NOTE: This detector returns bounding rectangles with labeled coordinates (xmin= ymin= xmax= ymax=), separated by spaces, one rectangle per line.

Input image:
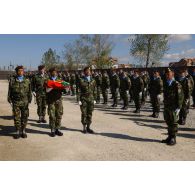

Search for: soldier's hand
xmin=78 ymin=101 xmax=82 ymax=106
xmin=94 ymin=100 xmax=96 ymax=105
xmin=126 ymin=90 xmax=129 ymax=94
xmin=32 ymin=92 xmax=36 ymax=97
xmin=144 ymin=88 xmax=147 ymax=92
xmin=157 ymin=94 xmax=162 ymax=101
xmin=116 ymin=88 xmax=119 ymax=94
xmin=139 ymin=92 xmax=142 ymax=98
xmin=185 ymin=99 xmax=189 ymax=105
xmin=175 ymin=108 xmax=180 ymax=116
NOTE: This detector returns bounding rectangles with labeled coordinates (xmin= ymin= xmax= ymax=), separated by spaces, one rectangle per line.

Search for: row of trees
xmin=41 ymin=34 xmax=170 ymax=70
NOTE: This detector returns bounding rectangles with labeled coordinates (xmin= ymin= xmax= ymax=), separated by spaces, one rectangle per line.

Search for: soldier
xmin=177 ymin=69 xmax=191 ymax=125
xmin=192 ymin=67 xmax=195 ymax=108
xmin=94 ymin=71 xmax=102 ymax=104
xmin=101 ymin=71 xmax=110 ymax=104
xmin=120 ymin=71 xmax=131 ymax=110
xmin=8 ymin=66 xmax=32 ymax=139
xmin=162 ymin=68 xmax=183 ymax=146
xmin=141 ymin=71 xmax=150 ymax=106
xmin=110 ymin=68 xmax=120 ymax=107
xmin=78 ymin=66 xmax=97 ymax=134
xmin=131 ymin=69 xmax=144 ymax=113
xmin=148 ymin=70 xmax=163 ymax=118
xmin=70 ymin=72 xmax=76 ymax=96
xmin=75 ymin=71 xmax=81 ymax=102
xmin=46 ymin=67 xmax=64 ymax=137
xmin=32 ymin=65 xmax=48 ymax=123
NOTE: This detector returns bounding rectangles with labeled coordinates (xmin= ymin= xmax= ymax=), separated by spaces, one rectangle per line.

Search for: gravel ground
xmin=0 ymin=80 xmax=195 ymax=160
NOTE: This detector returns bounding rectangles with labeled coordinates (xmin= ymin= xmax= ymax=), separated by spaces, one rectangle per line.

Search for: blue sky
xmin=0 ymin=34 xmax=195 ymax=70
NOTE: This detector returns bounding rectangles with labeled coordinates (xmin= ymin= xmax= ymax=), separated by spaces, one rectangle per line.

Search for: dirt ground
xmin=0 ymin=80 xmax=194 ymax=161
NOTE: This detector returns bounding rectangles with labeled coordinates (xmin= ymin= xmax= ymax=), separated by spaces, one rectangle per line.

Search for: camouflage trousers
xmin=12 ymin=103 xmax=29 ymax=132
xmin=142 ymin=89 xmax=148 ymax=104
xmin=96 ymin=86 xmax=101 ymax=102
xmin=70 ymin=85 xmax=76 ymax=96
xmin=133 ymin=92 xmax=142 ymax=110
xmin=80 ymin=99 xmax=94 ymax=125
xmin=164 ymin=107 xmax=178 ymax=137
xmin=112 ymin=89 xmax=118 ymax=105
xmin=36 ymin=94 xmax=47 ymax=117
xmin=102 ymin=88 xmax=108 ymax=103
xmin=48 ymin=99 xmax=63 ymax=130
xmin=121 ymin=91 xmax=129 ymax=107
xmin=150 ymin=94 xmax=160 ymax=113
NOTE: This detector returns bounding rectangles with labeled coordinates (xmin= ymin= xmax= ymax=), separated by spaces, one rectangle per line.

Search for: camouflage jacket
xmin=141 ymin=74 xmax=150 ymax=89
xmin=110 ymin=74 xmax=120 ymax=89
xmin=8 ymin=76 xmax=32 ymax=105
xmin=32 ymin=73 xmax=48 ymax=96
xmin=186 ymin=74 xmax=194 ymax=94
xmin=70 ymin=74 xmax=76 ymax=86
xmin=177 ymin=77 xmax=191 ymax=100
xmin=120 ymin=76 xmax=131 ymax=91
xmin=78 ymin=76 xmax=97 ymax=102
xmin=163 ymin=79 xmax=184 ymax=110
xmin=95 ymin=74 xmax=102 ymax=87
xmin=46 ymin=76 xmax=63 ymax=104
xmin=101 ymin=74 xmax=110 ymax=90
xmin=131 ymin=76 xmax=144 ymax=94
xmin=148 ymin=76 xmax=163 ymax=95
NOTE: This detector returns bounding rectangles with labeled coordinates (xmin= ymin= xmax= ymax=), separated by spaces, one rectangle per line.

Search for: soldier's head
xmin=153 ymin=70 xmax=160 ymax=78
xmin=165 ymin=68 xmax=174 ymax=80
xmin=15 ymin=66 xmax=24 ymax=76
xmin=83 ymin=66 xmax=91 ymax=76
xmin=134 ymin=69 xmax=139 ymax=77
xmin=192 ymin=67 xmax=195 ymax=73
xmin=38 ymin=65 xmax=45 ymax=74
xmin=179 ymin=69 xmax=186 ymax=78
xmin=49 ymin=67 xmax=58 ymax=77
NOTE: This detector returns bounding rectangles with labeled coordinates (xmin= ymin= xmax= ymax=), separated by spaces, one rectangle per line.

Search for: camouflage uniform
xmin=101 ymin=72 xmax=110 ymax=104
xmin=141 ymin=73 xmax=150 ymax=105
xmin=70 ymin=73 xmax=76 ymax=96
xmin=163 ymin=79 xmax=183 ymax=139
xmin=32 ymin=73 xmax=48 ymax=120
xmin=46 ymin=76 xmax=64 ymax=131
xmin=94 ymin=73 xmax=102 ymax=103
xmin=75 ymin=73 xmax=80 ymax=102
xmin=8 ymin=76 xmax=32 ymax=135
xmin=148 ymin=76 xmax=163 ymax=117
xmin=110 ymin=73 xmax=120 ymax=107
xmin=192 ymin=72 xmax=195 ymax=107
xmin=78 ymin=76 xmax=97 ymax=126
xmin=177 ymin=76 xmax=191 ymax=125
xmin=131 ymin=76 xmax=144 ymax=112
xmin=120 ymin=74 xmax=131 ymax=109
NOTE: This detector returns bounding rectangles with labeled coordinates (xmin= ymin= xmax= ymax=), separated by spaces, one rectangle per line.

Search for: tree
xmin=41 ymin=48 xmax=60 ymax=69
xmin=129 ymin=34 xmax=169 ymax=68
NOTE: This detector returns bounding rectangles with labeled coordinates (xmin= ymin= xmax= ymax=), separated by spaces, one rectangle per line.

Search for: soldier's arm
xmin=140 ymin=78 xmax=144 ymax=92
xmin=176 ymin=82 xmax=183 ymax=109
xmin=7 ymin=80 xmax=12 ymax=103
xmin=93 ymin=80 xmax=97 ymax=100
xmin=28 ymin=80 xmax=32 ymax=103
xmin=77 ymin=78 xmax=81 ymax=102
xmin=117 ymin=76 xmax=120 ymax=88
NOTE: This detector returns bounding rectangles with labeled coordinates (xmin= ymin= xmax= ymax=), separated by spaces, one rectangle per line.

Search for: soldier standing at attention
xmin=141 ymin=71 xmax=150 ymax=106
xmin=192 ymin=67 xmax=195 ymax=108
xmin=131 ymin=69 xmax=144 ymax=113
xmin=78 ymin=67 xmax=97 ymax=134
xmin=177 ymin=69 xmax=191 ymax=125
xmin=162 ymin=68 xmax=183 ymax=146
xmin=32 ymin=65 xmax=48 ymax=123
xmin=110 ymin=68 xmax=120 ymax=107
xmin=8 ymin=66 xmax=32 ymax=139
xmin=94 ymin=71 xmax=102 ymax=104
xmin=120 ymin=71 xmax=131 ymax=110
xmin=46 ymin=67 xmax=64 ymax=137
xmin=70 ymin=72 xmax=76 ymax=96
xmin=148 ymin=70 xmax=163 ymax=118
xmin=101 ymin=71 xmax=110 ymax=104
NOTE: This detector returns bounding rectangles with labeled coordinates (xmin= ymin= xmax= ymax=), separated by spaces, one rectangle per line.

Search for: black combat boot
xmin=37 ymin=116 xmax=42 ymax=123
xmin=55 ymin=129 xmax=63 ymax=136
xmin=87 ymin=124 xmax=94 ymax=134
xmin=133 ymin=109 xmax=140 ymax=113
xmin=21 ymin=128 xmax=27 ymax=139
xmin=161 ymin=135 xmax=171 ymax=143
xmin=167 ymin=136 xmax=176 ymax=146
xmin=150 ymin=113 xmax=155 ymax=117
xmin=50 ymin=129 xmax=56 ymax=137
xmin=82 ymin=124 xmax=87 ymax=134
xmin=154 ymin=112 xmax=159 ymax=118
xmin=42 ymin=116 xmax=47 ymax=123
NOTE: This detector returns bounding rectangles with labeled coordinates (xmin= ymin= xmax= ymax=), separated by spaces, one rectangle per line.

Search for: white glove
xmin=126 ymin=90 xmax=129 ymax=94
xmin=157 ymin=94 xmax=162 ymax=101
xmin=185 ymin=99 xmax=189 ymax=105
xmin=32 ymin=92 xmax=36 ymax=97
xmin=144 ymin=88 xmax=147 ymax=92
xmin=78 ymin=101 xmax=82 ymax=106
xmin=139 ymin=92 xmax=142 ymax=98
xmin=94 ymin=100 xmax=96 ymax=105
xmin=116 ymin=88 xmax=119 ymax=94
xmin=175 ymin=108 xmax=180 ymax=116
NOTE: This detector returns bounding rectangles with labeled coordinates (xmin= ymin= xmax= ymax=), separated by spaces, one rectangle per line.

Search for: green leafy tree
xmin=129 ymin=34 xmax=169 ymax=68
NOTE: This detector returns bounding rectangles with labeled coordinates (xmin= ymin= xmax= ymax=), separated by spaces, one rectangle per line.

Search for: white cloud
xmin=169 ymin=34 xmax=192 ymax=42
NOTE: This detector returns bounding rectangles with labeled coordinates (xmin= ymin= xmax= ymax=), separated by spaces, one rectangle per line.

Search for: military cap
xmin=15 ymin=65 xmax=24 ymax=72
xmin=165 ymin=68 xmax=173 ymax=74
xmin=134 ymin=69 xmax=140 ymax=73
xmin=83 ymin=66 xmax=91 ymax=72
xmin=38 ymin=65 xmax=45 ymax=70
xmin=49 ymin=67 xmax=57 ymax=73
